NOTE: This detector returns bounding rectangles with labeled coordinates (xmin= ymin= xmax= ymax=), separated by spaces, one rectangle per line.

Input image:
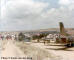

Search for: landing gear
xmin=66 ymin=43 xmax=74 ymax=47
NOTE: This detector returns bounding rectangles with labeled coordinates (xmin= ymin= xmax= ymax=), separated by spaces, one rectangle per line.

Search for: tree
xmin=18 ymin=32 xmax=25 ymax=41
xmin=32 ymin=33 xmax=48 ymax=42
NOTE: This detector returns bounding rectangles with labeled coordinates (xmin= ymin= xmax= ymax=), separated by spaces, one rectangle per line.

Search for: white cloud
xmin=1 ymin=0 xmax=48 ymax=31
xmin=59 ymin=0 xmax=74 ymax=11
xmin=68 ymin=4 xmax=74 ymax=11
xmin=59 ymin=0 xmax=74 ymax=5
xmin=1 ymin=0 xmax=48 ymax=17
xmin=41 ymin=6 xmax=74 ymax=28
xmin=0 ymin=0 xmax=74 ymax=31
xmin=59 ymin=0 xmax=70 ymax=5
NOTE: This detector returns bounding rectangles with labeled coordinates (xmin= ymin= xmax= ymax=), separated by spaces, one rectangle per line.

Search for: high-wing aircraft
xmin=59 ymin=22 xmax=74 ymax=47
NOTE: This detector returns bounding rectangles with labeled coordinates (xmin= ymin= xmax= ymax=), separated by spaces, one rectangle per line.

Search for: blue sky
xmin=0 ymin=0 xmax=74 ymax=31
xmin=34 ymin=0 xmax=60 ymax=8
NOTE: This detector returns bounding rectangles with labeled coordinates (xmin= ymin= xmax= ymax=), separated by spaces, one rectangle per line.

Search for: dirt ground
xmin=0 ymin=40 xmax=74 ymax=60
xmin=15 ymin=41 xmax=74 ymax=60
xmin=0 ymin=40 xmax=31 ymax=60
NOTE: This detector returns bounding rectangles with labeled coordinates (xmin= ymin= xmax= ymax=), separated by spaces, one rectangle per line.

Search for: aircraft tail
xmin=59 ymin=22 xmax=67 ymax=35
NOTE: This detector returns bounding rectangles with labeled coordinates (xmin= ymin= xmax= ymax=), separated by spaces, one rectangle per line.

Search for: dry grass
xmin=15 ymin=41 xmax=61 ymax=60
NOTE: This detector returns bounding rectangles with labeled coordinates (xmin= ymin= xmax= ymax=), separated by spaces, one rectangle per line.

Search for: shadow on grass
xmin=46 ymin=44 xmax=65 ymax=46
xmin=46 ymin=47 xmax=74 ymax=51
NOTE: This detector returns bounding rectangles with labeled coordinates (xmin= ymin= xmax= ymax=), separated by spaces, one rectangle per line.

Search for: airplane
xmin=59 ymin=22 xmax=74 ymax=47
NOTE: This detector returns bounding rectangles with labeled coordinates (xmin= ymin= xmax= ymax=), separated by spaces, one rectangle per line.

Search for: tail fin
xmin=59 ymin=22 xmax=66 ymax=35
